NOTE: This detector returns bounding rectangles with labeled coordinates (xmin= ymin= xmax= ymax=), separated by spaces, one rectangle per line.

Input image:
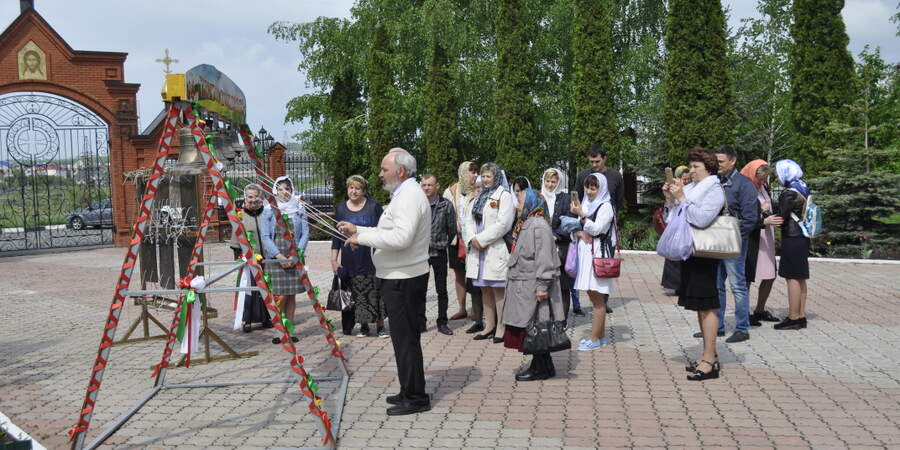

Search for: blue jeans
xmin=717 ymin=239 xmax=750 ymax=333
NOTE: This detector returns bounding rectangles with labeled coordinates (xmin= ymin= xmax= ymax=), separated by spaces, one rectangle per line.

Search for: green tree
xmin=423 ymin=42 xmax=460 ymax=186
xmin=571 ymin=0 xmax=618 ymax=168
xmin=662 ymin=0 xmax=736 ymax=163
xmin=367 ymin=24 xmax=395 ymax=201
xmin=269 ymin=17 xmax=369 ymax=206
xmin=494 ymin=0 xmax=538 ymax=179
xmin=788 ymin=0 xmax=856 ymax=174
xmin=732 ymin=0 xmax=792 ymax=164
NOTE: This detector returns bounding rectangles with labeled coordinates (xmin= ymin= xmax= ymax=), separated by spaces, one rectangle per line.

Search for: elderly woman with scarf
xmin=260 ymin=176 xmax=309 ymax=344
xmin=773 ymin=159 xmax=810 ymax=330
xmin=502 ymin=188 xmax=565 ymax=381
xmin=740 ymin=160 xmax=783 ymax=326
xmin=444 ymin=161 xmax=484 ymax=332
xmin=230 ymin=183 xmax=274 ymax=333
xmin=463 ymin=162 xmax=515 ymax=343
xmin=570 ymin=173 xmax=616 ymax=351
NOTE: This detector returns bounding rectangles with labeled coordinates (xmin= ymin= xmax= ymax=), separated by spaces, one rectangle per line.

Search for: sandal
xmin=687 ymin=360 xmax=720 ymax=381
xmin=685 ymin=354 xmax=717 ymax=372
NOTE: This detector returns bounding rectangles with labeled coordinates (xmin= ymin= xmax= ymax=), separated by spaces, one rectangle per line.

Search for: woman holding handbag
xmin=501 ymin=188 xmax=566 ymax=381
xmin=571 ymin=173 xmax=616 ymax=351
xmin=663 ymin=147 xmax=725 ymax=381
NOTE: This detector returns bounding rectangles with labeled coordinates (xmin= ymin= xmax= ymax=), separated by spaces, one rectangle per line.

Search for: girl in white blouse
xmin=571 ymin=173 xmax=616 ymax=351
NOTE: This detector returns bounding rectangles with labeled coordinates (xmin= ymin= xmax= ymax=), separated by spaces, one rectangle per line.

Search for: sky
xmin=1 ymin=1 xmax=897 ymax=144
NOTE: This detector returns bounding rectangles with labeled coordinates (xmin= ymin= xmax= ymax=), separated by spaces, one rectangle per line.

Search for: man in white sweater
xmin=338 ymin=148 xmax=432 ymax=415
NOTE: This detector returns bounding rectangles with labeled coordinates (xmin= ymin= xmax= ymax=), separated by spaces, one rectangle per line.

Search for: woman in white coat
xmin=463 ymin=162 xmax=515 ymax=343
xmin=571 ymin=173 xmax=616 ymax=351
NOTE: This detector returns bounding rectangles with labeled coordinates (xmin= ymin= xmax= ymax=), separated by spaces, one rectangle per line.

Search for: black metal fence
xmin=224 ymin=151 xmax=333 ymax=212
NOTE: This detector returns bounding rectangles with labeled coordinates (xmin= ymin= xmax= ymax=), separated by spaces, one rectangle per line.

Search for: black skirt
xmin=778 ymin=237 xmax=810 ymax=280
xmin=448 ymin=242 xmax=466 ymax=270
xmin=661 ymin=259 xmax=681 ymax=290
xmin=677 ymin=256 xmax=720 ymax=311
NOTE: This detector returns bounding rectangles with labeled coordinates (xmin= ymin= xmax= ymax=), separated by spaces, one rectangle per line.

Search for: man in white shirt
xmin=338 ymin=148 xmax=432 ymax=415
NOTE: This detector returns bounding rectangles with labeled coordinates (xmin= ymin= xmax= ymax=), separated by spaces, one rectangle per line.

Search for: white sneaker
xmin=577 ymin=337 xmax=610 ymax=351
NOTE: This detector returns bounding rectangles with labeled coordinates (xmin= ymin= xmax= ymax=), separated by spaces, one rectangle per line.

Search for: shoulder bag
xmin=522 ymin=300 xmax=571 ymax=354
xmin=326 ymin=275 xmax=354 ymax=311
xmin=591 ymin=214 xmax=622 ymax=278
xmin=689 ymin=185 xmax=742 ymax=259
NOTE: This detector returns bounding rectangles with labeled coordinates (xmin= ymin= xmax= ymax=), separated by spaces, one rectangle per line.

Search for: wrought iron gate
xmin=0 ymin=91 xmax=113 ymax=253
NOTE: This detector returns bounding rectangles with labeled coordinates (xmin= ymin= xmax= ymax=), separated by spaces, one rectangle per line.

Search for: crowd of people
xmin=229 ymin=143 xmax=813 ymax=413
xmin=661 ymin=147 xmax=812 ymax=381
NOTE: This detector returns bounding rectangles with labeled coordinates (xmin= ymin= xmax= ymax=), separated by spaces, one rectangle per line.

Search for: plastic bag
xmin=656 ymin=203 xmax=693 ymax=261
xmin=564 ymin=241 xmax=578 ymax=278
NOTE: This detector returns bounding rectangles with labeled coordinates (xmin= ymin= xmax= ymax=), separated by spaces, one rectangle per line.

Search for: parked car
xmin=300 ymin=185 xmax=334 ymax=210
xmin=67 ymin=198 xmax=112 ymax=230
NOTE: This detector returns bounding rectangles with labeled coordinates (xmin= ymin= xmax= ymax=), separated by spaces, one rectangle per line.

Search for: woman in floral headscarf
xmin=501 ymin=188 xmax=565 ymax=381
xmin=740 ymin=160 xmax=783 ymax=326
xmin=462 ymin=162 xmax=515 ymax=343
xmin=773 ymin=159 xmax=810 ymax=330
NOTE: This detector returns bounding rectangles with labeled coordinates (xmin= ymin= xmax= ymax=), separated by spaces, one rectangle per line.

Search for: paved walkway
xmin=1 ymin=242 xmax=899 ymax=449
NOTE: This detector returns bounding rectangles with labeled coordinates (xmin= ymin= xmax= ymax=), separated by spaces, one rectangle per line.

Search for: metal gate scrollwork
xmin=0 ymin=91 xmax=113 ymax=253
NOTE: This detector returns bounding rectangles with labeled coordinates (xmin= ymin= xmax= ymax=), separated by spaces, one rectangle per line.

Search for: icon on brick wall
xmin=18 ymin=40 xmax=47 ymax=80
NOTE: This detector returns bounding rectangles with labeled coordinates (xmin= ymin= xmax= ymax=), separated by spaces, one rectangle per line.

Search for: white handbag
xmin=690 ymin=186 xmax=742 ymax=259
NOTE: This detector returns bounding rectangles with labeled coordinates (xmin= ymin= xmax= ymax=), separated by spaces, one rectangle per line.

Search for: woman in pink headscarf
xmin=740 ymin=160 xmax=783 ymax=326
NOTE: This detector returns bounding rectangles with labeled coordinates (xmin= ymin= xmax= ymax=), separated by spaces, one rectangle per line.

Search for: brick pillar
xmin=267 ymin=143 xmax=286 ymax=179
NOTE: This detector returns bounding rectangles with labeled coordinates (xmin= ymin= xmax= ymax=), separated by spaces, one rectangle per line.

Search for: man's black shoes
xmin=386 ymin=402 xmax=431 ymax=415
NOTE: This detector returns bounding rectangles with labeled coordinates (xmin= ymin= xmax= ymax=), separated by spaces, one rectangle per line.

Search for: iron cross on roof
xmin=155 ymin=48 xmax=179 ymax=74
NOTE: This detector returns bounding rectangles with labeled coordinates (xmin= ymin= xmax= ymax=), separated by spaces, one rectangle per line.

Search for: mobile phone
xmin=570 ymin=191 xmax=579 ymax=202
xmin=665 ymin=167 xmax=675 ymax=184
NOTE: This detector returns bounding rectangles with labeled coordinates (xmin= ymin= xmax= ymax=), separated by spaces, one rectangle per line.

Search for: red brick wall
xmin=0 ymin=10 xmax=140 ymax=246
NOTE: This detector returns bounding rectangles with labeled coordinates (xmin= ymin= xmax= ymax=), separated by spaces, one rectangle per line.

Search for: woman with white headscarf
xmin=261 ymin=176 xmax=310 ymax=344
xmin=462 ymin=162 xmax=515 ymax=343
xmin=570 ymin=173 xmax=616 ymax=351
xmin=543 ymin=167 xmax=581 ymax=318
xmin=773 ymin=159 xmax=810 ymax=330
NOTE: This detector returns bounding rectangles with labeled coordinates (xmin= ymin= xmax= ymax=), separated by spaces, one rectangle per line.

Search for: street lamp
xmin=253 ymin=126 xmax=276 ymax=156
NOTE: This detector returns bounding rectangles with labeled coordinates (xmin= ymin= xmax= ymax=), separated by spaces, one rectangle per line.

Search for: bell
xmin=170 ymin=127 xmax=204 ymax=175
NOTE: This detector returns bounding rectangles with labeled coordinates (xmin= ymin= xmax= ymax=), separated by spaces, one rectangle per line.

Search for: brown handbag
xmin=591 ymin=215 xmax=622 ymax=278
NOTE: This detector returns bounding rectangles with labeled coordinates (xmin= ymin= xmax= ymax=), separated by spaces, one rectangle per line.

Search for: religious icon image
xmin=18 ymin=40 xmax=47 ymax=80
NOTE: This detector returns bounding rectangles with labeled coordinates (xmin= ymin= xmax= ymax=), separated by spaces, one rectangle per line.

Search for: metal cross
xmin=155 ymin=48 xmax=179 ymax=74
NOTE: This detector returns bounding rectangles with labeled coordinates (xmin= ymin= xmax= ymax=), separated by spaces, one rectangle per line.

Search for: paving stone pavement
xmin=1 ymin=241 xmax=899 ymax=449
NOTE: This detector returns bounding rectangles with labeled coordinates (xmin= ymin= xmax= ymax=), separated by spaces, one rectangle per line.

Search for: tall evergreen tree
xmin=662 ymin=0 xmax=736 ymax=163
xmin=571 ymin=0 xmax=618 ymax=166
xmin=789 ymin=0 xmax=856 ymax=174
xmin=367 ymin=24 xmax=394 ymax=200
xmin=494 ymin=0 xmax=538 ymax=179
xmin=424 ymin=43 xmax=459 ymax=187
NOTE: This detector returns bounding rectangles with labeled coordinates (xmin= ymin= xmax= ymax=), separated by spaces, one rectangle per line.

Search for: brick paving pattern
xmin=1 ymin=242 xmax=899 ymax=449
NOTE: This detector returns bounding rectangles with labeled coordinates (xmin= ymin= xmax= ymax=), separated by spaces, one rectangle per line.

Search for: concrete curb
xmin=615 ymin=249 xmax=900 ymax=265
xmin=309 ymin=242 xmax=900 ymax=265
xmin=0 ymin=411 xmax=46 ymax=450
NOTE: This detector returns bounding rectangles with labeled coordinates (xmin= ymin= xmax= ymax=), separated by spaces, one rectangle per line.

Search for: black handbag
xmin=522 ymin=301 xmax=571 ymax=354
xmin=326 ymin=275 xmax=353 ymax=311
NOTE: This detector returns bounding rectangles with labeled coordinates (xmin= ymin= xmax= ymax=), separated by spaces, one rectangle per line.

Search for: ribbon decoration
xmin=176 ymin=276 xmax=206 ymax=368
xmin=175 ymin=277 xmax=197 ymax=342
xmin=281 ymin=316 xmax=295 ymax=335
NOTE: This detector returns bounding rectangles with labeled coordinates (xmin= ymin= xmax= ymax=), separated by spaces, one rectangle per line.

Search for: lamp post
xmin=252 ymin=126 xmax=275 ymax=172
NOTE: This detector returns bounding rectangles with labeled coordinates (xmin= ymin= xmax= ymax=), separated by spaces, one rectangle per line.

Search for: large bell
xmin=170 ymin=127 xmax=204 ymax=175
